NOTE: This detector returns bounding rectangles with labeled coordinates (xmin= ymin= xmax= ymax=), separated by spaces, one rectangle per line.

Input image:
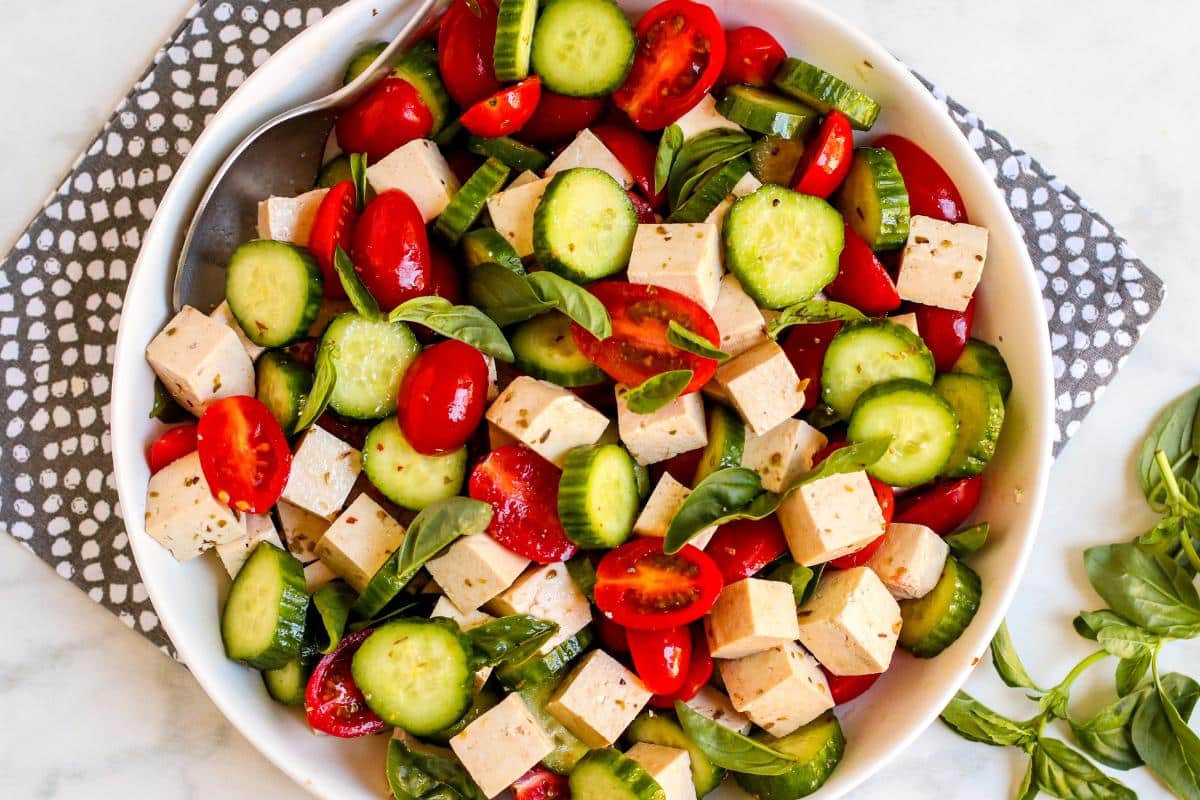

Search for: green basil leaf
xmin=1039 ymin=684 xmax=1073 ymax=722
xmin=334 ymin=246 xmax=383 ymax=321
xmin=946 ymin=522 xmax=990 ymax=558
xmin=387 ymin=737 xmax=484 ymax=800
xmin=675 ymin=701 xmax=795 ymax=775
xmin=1072 ymin=672 xmax=1200 ymax=771
xmin=664 ymin=467 xmax=764 ymax=554
xmin=526 ymin=272 xmax=612 ymax=340
xmin=292 ymin=341 xmax=336 ymax=434
xmin=467 ymin=262 xmax=555 ymax=327
xmin=800 ymin=562 xmax=826 ymax=605
xmin=1132 ymin=672 xmax=1200 ymax=800
xmin=1031 ymin=737 xmax=1136 ymax=800
xmin=349 ymin=152 xmax=369 ymax=212
xmin=939 ymin=691 xmax=1038 ymax=748
xmin=766 ymin=299 xmax=868 ymax=338
xmin=565 ymin=556 xmax=596 ymax=603
xmin=654 ymin=124 xmax=684 ymax=195
xmin=389 ymin=296 xmax=515 ymax=363
xmin=764 ymin=561 xmax=815 ymax=606
xmin=150 ymin=378 xmax=190 ymax=422
xmin=991 ymin=620 xmax=1044 ymax=691
xmin=667 ymin=320 xmax=729 ymax=361
xmin=1017 ymin=756 xmax=1039 ymax=800
xmin=806 ymin=403 xmax=842 ymax=430
xmin=1084 ymin=542 xmax=1200 ymax=637
xmin=311 ymin=580 xmax=356 ymax=654
xmin=1096 ymin=624 xmax=1161 ymax=661
xmin=623 ymin=370 xmax=694 ymax=415
xmin=1073 ymin=610 xmax=1130 ymax=641
xmin=1137 ymin=387 xmax=1200 ymax=502
xmin=465 ymin=614 xmax=559 ymax=669
xmin=1115 ymin=653 xmax=1152 ymax=697
xmin=668 ymin=129 xmax=753 ymax=209
xmin=1138 ymin=515 xmax=1185 ymax=549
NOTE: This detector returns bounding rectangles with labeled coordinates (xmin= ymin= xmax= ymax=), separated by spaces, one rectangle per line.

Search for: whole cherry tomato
xmin=613 ymin=0 xmax=728 ymax=130
xmin=427 ymin=242 xmax=463 ymax=304
xmin=437 ymin=0 xmax=502 ymax=107
xmin=469 ymin=445 xmax=578 ymax=563
xmin=649 ymin=627 xmax=713 ymax=707
xmin=875 ymin=134 xmax=968 ymax=224
xmin=705 ymin=517 xmax=789 ymax=584
xmin=791 ymin=110 xmax=854 ymax=199
xmin=335 ymin=77 xmax=433 ymax=163
xmin=914 ymin=296 xmax=977 ymax=372
xmin=350 ymin=190 xmax=431 ymax=312
xmin=511 ymin=766 xmax=570 ymax=800
xmin=628 ymin=625 xmax=692 ymax=695
xmin=821 ymin=666 xmax=883 ymax=705
xmin=397 ymin=341 xmax=489 ymax=455
xmin=720 ymin=26 xmax=786 ymax=87
xmin=596 ymin=617 xmax=630 ymax=653
xmin=307 ymin=181 xmax=358 ymax=299
xmin=461 ymin=76 xmax=542 ymax=138
xmin=594 ymin=537 xmax=724 ymax=630
xmin=894 ymin=475 xmax=983 ymax=535
xmin=649 ymin=447 xmax=704 ymax=488
xmin=592 ymin=123 xmax=664 ymax=207
xmin=824 ymin=225 xmax=901 ymax=316
xmin=517 ymin=91 xmax=606 ymax=145
xmin=196 ymin=396 xmax=291 ymax=513
xmin=813 ymin=440 xmax=896 ymax=569
xmin=147 ymin=423 xmax=198 ymax=473
xmin=305 ymin=628 xmax=387 ymax=738
xmin=780 ymin=320 xmax=843 ymax=411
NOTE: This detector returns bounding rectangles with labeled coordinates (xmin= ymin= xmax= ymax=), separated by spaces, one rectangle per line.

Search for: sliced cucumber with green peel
xmin=393 ymin=40 xmax=452 ymax=133
xmin=724 ymin=184 xmax=843 ymax=309
xmin=848 ymin=379 xmax=958 ymax=487
xmin=750 ymin=136 xmax=806 ymax=186
xmin=530 ymin=0 xmax=635 ymax=97
xmin=494 ymin=0 xmax=539 ymax=81
xmin=734 ymin=713 xmax=845 ymax=800
xmin=772 ymin=57 xmax=881 ymax=130
xmin=534 ymin=168 xmax=638 ymax=282
xmin=821 ymin=318 xmax=936 ymax=419
xmin=718 ymin=85 xmax=820 ymax=140
xmin=226 ymin=240 xmax=323 ymax=347
xmin=899 ymin=556 xmax=982 ymax=657
xmin=363 ymin=416 xmax=467 ymax=510
xmin=262 ymin=640 xmax=320 ymax=706
xmin=343 ymin=42 xmax=386 ymax=85
xmin=495 ymin=627 xmax=593 ymax=689
xmin=694 ymin=404 xmax=745 ymax=485
xmin=435 ymin=157 xmax=511 ymax=245
xmin=425 ymin=686 xmax=500 ymax=744
xmin=221 ymin=542 xmax=308 ymax=670
xmin=952 ymin=339 xmax=1013 ymax=400
xmin=838 ymin=147 xmax=910 ymax=251
xmin=934 ymin=372 xmax=1004 ymax=477
xmin=559 ymin=443 xmax=640 ymax=549
xmin=316 ymin=155 xmax=353 ymax=188
xmin=467 ymin=135 xmax=550 ymax=172
xmin=511 ymin=311 xmax=605 ymax=386
xmin=519 ymin=678 xmax=590 ymax=774
xmin=255 ymin=350 xmax=312 ymax=432
xmin=625 ymin=710 xmax=725 ymax=797
xmin=319 ymin=313 xmax=419 ymax=419
xmin=668 ymin=157 xmax=752 ymax=224
xmin=569 ymin=748 xmax=665 ymax=800
xmin=462 ymin=226 xmax=525 ymax=273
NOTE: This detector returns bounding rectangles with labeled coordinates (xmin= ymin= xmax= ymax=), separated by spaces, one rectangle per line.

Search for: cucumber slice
xmin=667 ymin=157 xmax=752 ymax=224
xmin=569 ymin=748 xmax=665 ymax=800
xmin=519 ymin=678 xmax=591 ymax=774
xmin=559 ymin=443 xmax=640 ymax=549
xmin=724 ymin=184 xmax=844 ymax=308
xmin=821 ymin=318 xmax=936 ymax=419
xmin=319 ymin=313 xmax=419 ymax=419
xmin=837 ymin=147 xmax=910 ymax=251
xmin=343 ymin=42 xmax=386 ymax=85
xmin=847 ymin=379 xmax=959 ymax=487
xmin=255 ymin=350 xmax=313 ymax=432
xmin=262 ymin=640 xmax=320 ymax=706
xmin=393 ymin=40 xmax=452 ymax=133
xmin=625 ymin=710 xmax=725 ymax=797
xmin=462 ymin=226 xmax=525 ymax=273
xmin=221 ymin=542 xmax=309 ymax=670
xmin=495 ymin=627 xmax=593 ymax=690
xmin=533 ymin=168 xmax=638 ymax=282
xmin=512 ymin=311 xmax=605 ymax=386
xmin=362 ymin=416 xmax=467 ymax=510
xmin=772 ymin=57 xmax=881 ymax=130
xmin=717 ymin=86 xmax=820 ymax=140
xmin=316 ymin=155 xmax=353 ymax=189
xmin=226 ymin=240 xmax=323 ymax=347
xmin=425 ymin=686 xmax=501 ymax=744
xmin=734 ymin=713 xmax=845 ymax=800
xmin=494 ymin=0 xmax=539 ymax=81
xmin=952 ymin=339 xmax=1013 ymax=400
xmin=899 ymin=556 xmax=982 ymax=657
xmin=530 ymin=0 xmax=635 ymax=97
xmin=693 ymin=404 xmax=745 ymax=485
xmin=435 ymin=157 xmax=512 ymax=245
xmin=934 ymin=373 xmax=1005 ymax=478
xmin=467 ymin=135 xmax=550 ymax=172
xmin=749 ymin=136 xmax=807 ymax=186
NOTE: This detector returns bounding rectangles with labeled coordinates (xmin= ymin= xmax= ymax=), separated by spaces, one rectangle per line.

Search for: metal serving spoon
xmin=172 ymin=0 xmax=446 ymax=312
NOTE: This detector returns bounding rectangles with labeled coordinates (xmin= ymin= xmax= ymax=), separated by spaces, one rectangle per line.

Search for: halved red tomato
xmin=460 ymin=76 xmax=542 ymax=138
xmin=594 ymin=537 xmax=723 ymax=630
xmin=334 ymin=77 xmax=434 ymax=163
xmin=147 ymin=423 xmax=198 ymax=473
xmin=628 ymin=624 xmax=691 ymax=695
xmin=571 ymin=282 xmax=720 ymax=395
xmin=437 ymin=0 xmax=502 ymax=108
xmin=895 ymin=476 xmax=983 ymax=535
xmin=649 ymin=626 xmax=712 ymax=708
xmin=305 ymin=628 xmax=387 ymax=738
xmin=511 ymin=766 xmax=570 ymax=800
xmin=592 ymin=123 xmax=664 ymax=207
xmin=791 ymin=110 xmax=854 ymax=200
xmin=307 ymin=181 xmax=358 ymax=299
xmin=468 ymin=445 xmax=578 ymax=563
xmin=824 ymin=224 xmax=901 ymax=316
xmin=705 ymin=516 xmax=788 ymax=583
xmin=196 ymin=396 xmax=291 ymax=513
xmin=720 ymin=26 xmax=786 ymax=88
xmin=517 ymin=91 xmax=606 ymax=145
xmin=350 ymin=189 xmax=431 ymax=312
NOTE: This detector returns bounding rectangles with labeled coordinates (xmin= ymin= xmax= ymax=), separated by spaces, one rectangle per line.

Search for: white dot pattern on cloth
xmin=0 ymin=2 xmax=1165 ymax=660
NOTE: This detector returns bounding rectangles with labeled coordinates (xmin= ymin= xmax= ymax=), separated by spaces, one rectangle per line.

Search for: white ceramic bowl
xmin=112 ymin=1 xmax=1054 ymax=796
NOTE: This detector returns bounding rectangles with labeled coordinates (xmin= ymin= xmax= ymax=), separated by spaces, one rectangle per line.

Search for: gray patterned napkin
xmin=0 ymin=0 xmax=1164 ymax=658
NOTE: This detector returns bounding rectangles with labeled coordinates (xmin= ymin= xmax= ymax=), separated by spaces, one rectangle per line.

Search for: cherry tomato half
xmin=335 ymin=77 xmax=433 ymax=163
xmin=305 ymin=628 xmax=387 ymax=738
xmin=594 ymin=537 xmax=723 ymax=630
xmin=649 ymin=626 xmax=713 ymax=707
xmin=437 ymin=0 xmax=502 ymax=108
xmin=511 ymin=766 xmax=570 ymax=800
xmin=469 ymin=445 xmax=578 ymax=563
xmin=572 ymin=282 xmax=720 ymax=395
xmin=780 ymin=320 xmax=843 ymax=411
xmin=821 ymin=666 xmax=883 ymax=705
xmin=592 ymin=123 xmax=664 ymax=208
xmin=791 ymin=111 xmax=854 ymax=200
xmin=894 ymin=476 xmax=983 ymax=536
xmin=308 ymin=181 xmax=358 ymax=299
xmin=196 ymin=396 xmax=291 ymax=513
xmin=461 ymin=76 xmax=543 ymax=138
xmin=628 ymin=625 xmax=691 ymax=695
xmin=705 ymin=517 xmax=789 ymax=583
xmin=613 ymin=0 xmax=727 ymax=131
xmin=397 ymin=341 xmax=489 ymax=455
xmin=824 ymin=224 xmax=901 ymax=316
xmin=914 ymin=296 xmax=977 ymax=372
xmin=148 ymin=423 xmax=198 ymax=473
xmin=720 ymin=26 xmax=786 ymax=87
xmin=875 ymin=134 xmax=968 ymax=224
xmin=814 ymin=440 xmax=896 ymax=569
xmin=350 ymin=190 xmax=432 ymax=312
xmin=517 ymin=91 xmax=606 ymax=145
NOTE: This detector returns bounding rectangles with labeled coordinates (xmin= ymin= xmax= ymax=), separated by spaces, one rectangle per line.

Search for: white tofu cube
xmin=488 ymin=563 xmax=592 ymax=653
xmin=796 ymin=566 xmax=901 ymax=675
xmin=425 ymin=533 xmax=530 ymax=612
xmin=684 ymin=686 xmax=752 ymax=734
xmin=279 ymin=427 xmax=362 ymax=520
xmin=485 ymin=175 xmax=553 ymax=257
xmin=450 ymin=694 xmax=555 ymax=799
xmin=633 ymin=473 xmax=716 ymax=549
xmin=487 ymin=421 xmax=518 ymax=450
xmin=719 ymin=642 xmax=834 ymax=736
xmin=144 ymin=451 xmax=244 ymax=560
xmin=777 ymin=470 xmax=886 ymax=566
xmin=627 ymin=223 xmax=723 ymax=310
xmin=704 ymin=173 xmax=763 ymax=232
xmin=615 ymin=385 xmax=707 ymax=466
xmin=210 ymin=300 xmax=265 ymax=362
xmin=215 ymin=512 xmax=283 ymax=576
xmin=547 ymin=650 xmax=652 ymax=747
xmin=509 ymin=169 xmax=540 ymax=189
xmin=486 ymin=376 xmax=610 ymax=467
xmin=674 ymin=94 xmax=742 ymax=141
xmin=145 ymin=306 xmax=256 ymax=416
xmin=432 ymin=596 xmax=496 ymax=690
xmin=545 ymin=129 xmax=633 ymax=188
xmin=276 ymin=500 xmax=332 ymax=564
xmin=626 ymin=743 xmax=696 ymax=800
xmin=366 ymin=139 xmax=460 ymax=222
xmin=889 ymin=312 xmax=919 ymax=336
xmin=742 ymin=418 xmax=828 ymax=493
xmin=896 ymin=215 xmax=988 ymax=312
xmin=314 ymin=494 xmax=406 ymax=592
xmin=866 ymin=522 xmax=950 ymax=600
xmin=257 ymin=187 xmax=328 ymax=245
xmin=705 ymin=578 xmax=800 ymax=659
xmin=303 ymin=560 xmax=338 ymax=593
xmin=713 ymin=341 xmax=806 ymax=435
xmin=710 ymin=274 xmax=768 ymax=357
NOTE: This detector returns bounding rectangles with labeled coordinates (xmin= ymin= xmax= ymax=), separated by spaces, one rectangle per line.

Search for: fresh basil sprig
xmin=939 ymin=691 xmax=1038 ymax=748
xmin=1083 ymin=541 xmax=1200 ymax=638
xmin=466 ymin=262 xmax=612 ymax=340
xmin=333 ymin=245 xmax=383 ymax=321
xmin=1071 ymin=673 xmax=1200 ymax=771
xmin=990 ymin=620 xmax=1044 ymax=692
xmin=349 ymin=152 xmax=369 ymax=212
xmin=654 ymin=124 xmax=684 ymax=195
xmin=292 ymin=341 xmax=336 ymax=434
xmin=766 ymin=299 xmax=867 ymax=339
xmin=388 ymin=295 xmax=515 ymax=363
xmin=674 ymin=701 xmax=795 ymax=775
xmin=667 ymin=320 xmax=729 ymax=361
xmin=1031 ymin=738 xmax=1136 ymax=800
xmin=464 ymin=614 xmax=558 ymax=670
xmin=623 ymin=370 xmax=693 ymax=415
xmin=1131 ymin=666 xmax=1200 ymax=799
xmin=1137 ymin=387 xmax=1200 ymax=503
xmin=311 ymin=580 xmax=356 ymax=654
xmin=667 ymin=129 xmax=753 ymax=211
xmin=525 ymin=272 xmax=612 ymax=340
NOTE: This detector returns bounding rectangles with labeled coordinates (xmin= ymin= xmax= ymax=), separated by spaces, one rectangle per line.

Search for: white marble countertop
xmin=1 ymin=1 xmax=1197 ymax=797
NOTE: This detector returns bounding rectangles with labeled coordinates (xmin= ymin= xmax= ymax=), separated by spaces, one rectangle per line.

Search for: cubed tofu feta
xmin=710 ymin=274 xmax=768 ymax=357
xmin=615 ymin=384 xmax=708 ymax=466
xmin=485 ymin=175 xmax=553 ymax=257
xmin=487 ymin=421 xmax=518 ymax=450
xmin=547 ymin=650 xmax=652 ymax=747
xmin=276 ymin=500 xmax=332 ymax=564
xmin=215 ymin=512 xmax=283 ymax=576
xmin=866 ymin=522 xmax=950 ymax=600
xmin=889 ymin=312 xmax=919 ymax=336
xmin=705 ymin=578 xmax=800 ymax=659
xmin=450 ymin=694 xmax=555 ymax=799
xmin=145 ymin=306 xmax=256 ymax=415
xmin=486 ymin=376 xmax=610 ymax=467
xmin=896 ymin=215 xmax=988 ymax=312
xmin=209 ymin=300 xmax=265 ymax=362
xmin=303 ymin=560 xmax=338 ymax=593
xmin=314 ymin=494 xmax=406 ymax=592
xmin=488 ymin=563 xmax=592 ymax=653
xmin=279 ymin=426 xmax=362 ymax=520
xmin=545 ymin=129 xmax=634 ymax=187
xmin=796 ymin=566 xmax=901 ymax=675
xmin=704 ymin=173 xmax=763 ymax=232
xmin=509 ymin=169 xmax=540 ymax=189
xmin=777 ymin=470 xmax=886 ymax=566
xmin=633 ymin=473 xmax=716 ymax=549
xmin=626 ymin=743 xmax=696 ymax=800
xmin=144 ymin=451 xmax=244 ymax=560
xmin=432 ymin=595 xmax=496 ymax=690
xmin=674 ymin=94 xmax=742 ymax=141
xmin=713 ymin=341 xmax=806 ymax=435
xmin=627 ymin=223 xmax=723 ymax=310
xmin=257 ymin=188 xmax=328 ymax=245
xmin=742 ymin=418 xmax=828 ymax=493
xmin=684 ymin=686 xmax=752 ymax=734
xmin=425 ymin=533 xmax=530 ymax=612
xmin=719 ymin=642 xmax=834 ymax=737
xmin=366 ymin=139 xmax=460 ymax=222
